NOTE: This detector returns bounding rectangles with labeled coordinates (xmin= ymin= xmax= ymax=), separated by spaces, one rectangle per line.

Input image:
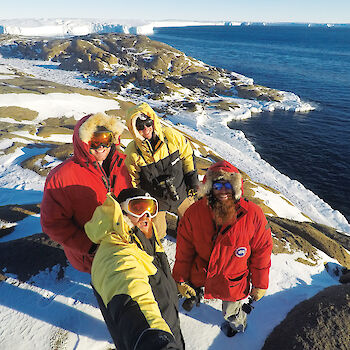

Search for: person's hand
xmin=176 ymin=282 xmax=196 ymax=298
xmin=187 ymin=188 xmax=197 ymax=199
xmin=250 ymin=287 xmax=266 ymax=301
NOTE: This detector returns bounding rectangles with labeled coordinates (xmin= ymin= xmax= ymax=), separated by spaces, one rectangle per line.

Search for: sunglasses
xmin=136 ymin=118 xmax=154 ymax=131
xmin=89 ymin=131 xmax=113 ymax=149
xmin=121 ymin=196 xmax=158 ymax=218
xmin=212 ymin=182 xmax=233 ymax=191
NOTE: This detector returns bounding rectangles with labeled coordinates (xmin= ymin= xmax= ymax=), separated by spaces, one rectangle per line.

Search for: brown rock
xmin=262 ymin=284 xmax=350 ymax=350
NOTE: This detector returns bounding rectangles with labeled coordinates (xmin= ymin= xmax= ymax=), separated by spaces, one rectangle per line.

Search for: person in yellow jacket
xmin=85 ymin=187 xmax=185 ymax=350
xmin=125 ymin=102 xmax=199 ymax=238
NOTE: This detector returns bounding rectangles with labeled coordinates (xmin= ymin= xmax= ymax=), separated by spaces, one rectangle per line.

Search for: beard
xmin=212 ymin=197 xmax=237 ymax=226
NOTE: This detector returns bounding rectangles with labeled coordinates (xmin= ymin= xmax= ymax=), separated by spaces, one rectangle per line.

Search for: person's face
xmin=89 ymin=130 xmax=113 ymax=164
xmin=138 ymin=123 xmax=153 ymax=140
xmin=127 ymin=213 xmax=153 ymax=237
xmin=212 ymin=181 xmax=233 ymax=202
xmin=90 ymin=145 xmax=111 ymax=165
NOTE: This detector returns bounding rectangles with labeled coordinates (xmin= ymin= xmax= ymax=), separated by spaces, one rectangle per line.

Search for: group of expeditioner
xmin=41 ymin=102 xmax=273 ymax=350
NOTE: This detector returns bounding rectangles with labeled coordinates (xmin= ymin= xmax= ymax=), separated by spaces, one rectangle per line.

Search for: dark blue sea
xmin=151 ymin=26 xmax=350 ymax=223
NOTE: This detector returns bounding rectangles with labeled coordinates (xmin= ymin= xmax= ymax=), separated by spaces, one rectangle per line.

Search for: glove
xmin=250 ymin=287 xmax=266 ymax=301
xmin=187 ymin=188 xmax=198 ymax=198
xmin=176 ymin=282 xmax=196 ymax=298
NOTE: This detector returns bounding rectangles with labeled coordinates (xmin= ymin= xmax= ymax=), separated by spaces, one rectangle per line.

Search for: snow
xmin=0 ymin=92 xmax=121 ymax=121
xmin=252 ymin=184 xmax=310 ymax=222
xmin=0 ymin=35 xmax=348 ymax=349
xmin=0 ymin=65 xmax=15 ymax=74
xmin=0 ymin=241 xmax=341 ymax=350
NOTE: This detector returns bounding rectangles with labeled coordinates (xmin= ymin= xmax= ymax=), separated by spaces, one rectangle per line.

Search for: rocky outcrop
xmin=0 ymin=33 xmax=284 ymax=103
xmin=236 ymin=84 xmax=283 ymax=102
xmin=269 ymin=217 xmax=350 ymax=269
xmin=262 ymin=284 xmax=350 ymax=350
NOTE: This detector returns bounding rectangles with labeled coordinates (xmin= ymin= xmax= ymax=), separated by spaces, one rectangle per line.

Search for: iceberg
xmin=1 ymin=18 xmax=349 ymax=38
xmin=0 ymin=18 xmax=228 ymax=37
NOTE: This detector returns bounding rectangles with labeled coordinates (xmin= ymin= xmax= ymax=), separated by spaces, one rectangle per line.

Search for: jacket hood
xmin=126 ymin=102 xmax=164 ymax=144
xmin=73 ymin=113 xmax=125 ymax=165
xmin=85 ymin=193 xmax=133 ymax=246
xmin=198 ymin=160 xmax=243 ymax=200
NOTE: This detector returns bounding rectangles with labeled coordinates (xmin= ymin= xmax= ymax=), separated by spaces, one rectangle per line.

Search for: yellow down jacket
xmin=125 ymin=102 xmax=198 ymax=212
xmin=85 ymin=193 xmax=184 ymax=349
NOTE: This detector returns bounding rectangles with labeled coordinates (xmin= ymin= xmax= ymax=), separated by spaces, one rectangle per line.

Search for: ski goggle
xmin=89 ymin=131 xmax=113 ymax=149
xmin=212 ymin=181 xmax=233 ymax=191
xmin=121 ymin=196 xmax=158 ymax=218
xmin=136 ymin=118 xmax=154 ymax=131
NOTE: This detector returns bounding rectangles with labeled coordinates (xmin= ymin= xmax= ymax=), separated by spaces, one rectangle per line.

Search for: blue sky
xmin=0 ymin=0 xmax=349 ymax=23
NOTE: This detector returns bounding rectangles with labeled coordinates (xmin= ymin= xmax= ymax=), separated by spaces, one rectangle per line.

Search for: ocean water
xmin=151 ymin=26 xmax=350 ymax=222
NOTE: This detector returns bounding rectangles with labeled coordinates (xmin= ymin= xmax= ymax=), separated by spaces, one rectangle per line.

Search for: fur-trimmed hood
xmin=79 ymin=112 xmax=125 ymax=144
xmin=198 ymin=160 xmax=243 ymax=201
xmin=72 ymin=113 xmax=125 ymax=166
xmin=126 ymin=102 xmax=164 ymax=144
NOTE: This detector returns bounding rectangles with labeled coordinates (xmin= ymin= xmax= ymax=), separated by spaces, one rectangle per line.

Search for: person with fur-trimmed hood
xmin=41 ymin=113 xmax=131 ymax=273
xmin=124 ymin=102 xmax=198 ymax=239
xmin=85 ymin=188 xmax=185 ymax=350
xmin=172 ymin=160 xmax=273 ymax=337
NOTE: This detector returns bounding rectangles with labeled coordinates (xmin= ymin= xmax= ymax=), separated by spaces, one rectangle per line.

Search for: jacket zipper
xmin=96 ymin=162 xmax=110 ymax=191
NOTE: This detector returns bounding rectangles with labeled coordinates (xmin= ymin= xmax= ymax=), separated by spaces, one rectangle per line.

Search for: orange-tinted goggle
xmin=89 ymin=131 xmax=113 ymax=149
xmin=121 ymin=196 xmax=158 ymax=218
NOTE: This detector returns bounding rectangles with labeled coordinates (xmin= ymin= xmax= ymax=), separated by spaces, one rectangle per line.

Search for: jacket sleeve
xmin=125 ymin=143 xmax=142 ymax=188
xmin=167 ymin=128 xmax=199 ymax=191
xmin=135 ymin=329 xmax=179 ymax=350
xmin=93 ymin=246 xmax=178 ymax=349
xmin=172 ymin=211 xmax=196 ymax=283
xmin=248 ymin=207 xmax=273 ymax=290
xmin=40 ymin=177 xmax=93 ymax=255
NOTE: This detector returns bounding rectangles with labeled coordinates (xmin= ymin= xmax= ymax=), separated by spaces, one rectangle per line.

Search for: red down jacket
xmin=40 ymin=114 xmax=131 ymax=273
xmin=172 ymin=197 xmax=273 ymax=301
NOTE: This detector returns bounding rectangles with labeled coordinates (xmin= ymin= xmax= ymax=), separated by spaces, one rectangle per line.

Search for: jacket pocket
xmin=228 ymin=272 xmax=245 ymax=284
xmin=205 ymin=270 xmax=249 ymax=301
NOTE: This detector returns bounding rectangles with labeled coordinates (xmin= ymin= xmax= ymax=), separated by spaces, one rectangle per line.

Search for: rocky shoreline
xmin=0 ymin=33 xmax=294 ymax=114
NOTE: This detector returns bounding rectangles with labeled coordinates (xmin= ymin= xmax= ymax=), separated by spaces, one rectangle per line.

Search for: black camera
xmin=182 ymin=288 xmax=204 ymax=312
xmin=158 ymin=176 xmax=180 ymax=201
xmin=242 ymin=297 xmax=254 ymax=314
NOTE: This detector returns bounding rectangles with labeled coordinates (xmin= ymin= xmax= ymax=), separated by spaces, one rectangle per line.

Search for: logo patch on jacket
xmin=235 ymin=247 xmax=247 ymax=258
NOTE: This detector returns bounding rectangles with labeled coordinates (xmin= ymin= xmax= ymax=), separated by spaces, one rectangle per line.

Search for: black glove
xmin=184 ymin=170 xmax=199 ymax=192
xmin=187 ymin=188 xmax=198 ymax=199
xmin=182 ymin=287 xmax=204 ymax=312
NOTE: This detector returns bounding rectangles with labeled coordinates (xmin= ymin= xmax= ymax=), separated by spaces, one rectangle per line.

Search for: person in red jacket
xmin=41 ymin=112 xmax=131 ymax=273
xmin=172 ymin=160 xmax=272 ymax=337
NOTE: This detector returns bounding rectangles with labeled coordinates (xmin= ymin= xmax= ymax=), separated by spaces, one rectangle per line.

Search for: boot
xmin=220 ymin=321 xmax=238 ymax=337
